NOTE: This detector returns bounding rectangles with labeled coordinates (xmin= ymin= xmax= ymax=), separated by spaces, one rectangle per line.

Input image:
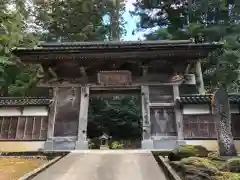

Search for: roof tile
xmin=0 ymin=97 xmax=53 ymax=106
xmin=177 ymin=94 xmax=240 ymax=104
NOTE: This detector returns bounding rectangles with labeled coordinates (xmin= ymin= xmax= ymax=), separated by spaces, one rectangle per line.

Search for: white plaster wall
xmin=183 ymin=104 xmax=210 ymax=115
xmin=0 ymin=106 xmax=48 ymax=116
xmin=183 ymin=104 xmax=240 ymax=115
xmin=23 ymin=107 xmax=48 ymax=116
xmin=0 ymin=107 xmax=21 ymax=116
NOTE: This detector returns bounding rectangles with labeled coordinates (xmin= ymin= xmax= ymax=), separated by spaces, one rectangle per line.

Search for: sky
xmin=122 ymin=0 xmax=142 ymax=40
xmin=103 ymin=0 xmax=143 ymax=41
xmin=122 ymin=0 xmax=158 ymax=41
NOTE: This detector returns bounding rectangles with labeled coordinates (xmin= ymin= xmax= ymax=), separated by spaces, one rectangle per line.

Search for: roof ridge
xmin=0 ymin=97 xmax=50 ymax=99
xmin=177 ymin=95 xmax=240 ymax=105
xmin=40 ymin=40 xmax=193 ymax=47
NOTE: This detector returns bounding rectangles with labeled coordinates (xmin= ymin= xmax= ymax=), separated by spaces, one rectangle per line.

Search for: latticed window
xmin=183 ymin=114 xmax=240 ymax=139
xmin=183 ymin=115 xmax=216 ymax=138
xmin=150 ymin=107 xmax=177 ymax=136
xmin=231 ymin=114 xmax=240 ymax=139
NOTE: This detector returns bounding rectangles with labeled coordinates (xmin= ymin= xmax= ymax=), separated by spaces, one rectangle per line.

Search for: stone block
xmin=44 ymin=140 xmax=76 ymax=151
xmin=141 ymin=139 xmax=154 ymax=149
xmin=75 ymin=140 xmax=88 ymax=150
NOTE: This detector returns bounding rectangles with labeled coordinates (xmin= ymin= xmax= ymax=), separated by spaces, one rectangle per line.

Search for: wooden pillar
xmin=44 ymin=87 xmax=58 ymax=150
xmin=76 ymin=86 xmax=90 ymax=149
xmin=141 ymin=66 xmax=149 ymax=76
xmin=47 ymin=87 xmax=57 ymax=140
xmin=195 ymin=61 xmax=205 ymax=95
xmin=173 ymin=85 xmax=184 ymax=144
xmin=141 ymin=86 xmax=153 ymax=149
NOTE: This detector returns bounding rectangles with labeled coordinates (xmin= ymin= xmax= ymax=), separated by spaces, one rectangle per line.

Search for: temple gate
xmin=12 ymin=40 xmax=222 ymax=150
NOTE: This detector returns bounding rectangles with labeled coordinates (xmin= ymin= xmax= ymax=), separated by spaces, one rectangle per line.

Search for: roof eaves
xmin=11 ymin=41 xmax=223 ymax=53
xmin=40 ymin=40 xmax=193 ymax=47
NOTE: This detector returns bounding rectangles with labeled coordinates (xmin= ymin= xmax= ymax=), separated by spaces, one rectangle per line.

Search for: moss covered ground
xmin=166 ymin=145 xmax=240 ymax=180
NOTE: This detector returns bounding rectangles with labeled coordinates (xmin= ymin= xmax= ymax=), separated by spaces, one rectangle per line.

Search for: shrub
xmin=212 ymin=172 xmax=240 ymax=180
xmin=226 ymin=157 xmax=240 ymax=173
xmin=208 ymin=151 xmax=221 ymax=160
xmin=180 ymin=157 xmax=220 ymax=174
xmin=168 ymin=145 xmax=209 ymax=161
xmin=111 ymin=141 xmax=124 ymax=149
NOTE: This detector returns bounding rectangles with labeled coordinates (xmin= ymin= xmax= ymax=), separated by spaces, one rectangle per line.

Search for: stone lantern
xmin=99 ymin=133 xmax=111 ymax=150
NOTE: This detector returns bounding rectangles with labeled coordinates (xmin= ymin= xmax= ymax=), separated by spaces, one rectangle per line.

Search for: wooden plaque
xmin=97 ymin=71 xmax=132 ymax=85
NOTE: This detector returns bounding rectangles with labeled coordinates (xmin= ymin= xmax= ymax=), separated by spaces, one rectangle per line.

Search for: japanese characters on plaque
xmin=97 ymin=71 xmax=132 ymax=85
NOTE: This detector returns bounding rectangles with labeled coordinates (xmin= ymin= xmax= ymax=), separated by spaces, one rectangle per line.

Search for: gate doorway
xmin=87 ymin=89 xmax=142 ymax=149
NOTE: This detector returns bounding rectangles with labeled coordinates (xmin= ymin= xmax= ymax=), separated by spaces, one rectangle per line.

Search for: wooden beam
xmin=39 ymin=117 xmax=44 ymax=139
xmin=8 ymin=117 xmax=18 ymax=139
xmin=33 ymin=117 xmax=41 ymax=139
xmin=2 ymin=117 xmax=10 ymax=139
xmin=7 ymin=117 xmax=12 ymax=139
xmin=0 ymin=117 xmax=3 ymax=139
xmin=37 ymin=82 xmax=184 ymax=88
xmin=32 ymin=117 xmax=36 ymax=139
xmin=24 ymin=117 xmax=34 ymax=140
xmin=16 ymin=117 xmax=25 ymax=140
xmin=0 ymin=117 xmax=4 ymax=139
xmin=90 ymin=86 xmax=140 ymax=91
xmin=23 ymin=117 xmax=28 ymax=140
xmin=40 ymin=117 xmax=48 ymax=140
xmin=149 ymin=103 xmax=174 ymax=107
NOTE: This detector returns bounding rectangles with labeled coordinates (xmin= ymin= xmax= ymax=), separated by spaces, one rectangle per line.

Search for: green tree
xmin=88 ymin=95 xmax=142 ymax=140
xmin=132 ymin=0 xmax=240 ymax=92
xmin=133 ymin=0 xmax=239 ymax=156
xmin=32 ymin=0 xmax=126 ymax=41
xmin=0 ymin=0 xmax=39 ymax=96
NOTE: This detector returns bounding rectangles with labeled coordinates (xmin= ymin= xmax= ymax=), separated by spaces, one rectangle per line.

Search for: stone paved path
xmin=32 ymin=150 xmax=168 ymax=180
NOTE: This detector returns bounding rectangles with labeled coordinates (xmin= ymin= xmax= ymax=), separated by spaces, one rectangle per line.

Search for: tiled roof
xmin=41 ymin=40 xmax=193 ymax=47
xmin=177 ymin=94 xmax=240 ymax=104
xmin=12 ymin=40 xmax=223 ymax=63
xmin=12 ymin=40 xmax=222 ymax=52
xmin=0 ymin=97 xmax=53 ymax=106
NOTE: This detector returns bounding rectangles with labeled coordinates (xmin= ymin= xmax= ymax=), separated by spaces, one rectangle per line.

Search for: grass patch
xmin=0 ymin=157 xmax=47 ymax=180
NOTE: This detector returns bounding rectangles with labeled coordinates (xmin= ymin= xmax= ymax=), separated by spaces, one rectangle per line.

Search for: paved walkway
xmin=32 ymin=150 xmax=168 ymax=180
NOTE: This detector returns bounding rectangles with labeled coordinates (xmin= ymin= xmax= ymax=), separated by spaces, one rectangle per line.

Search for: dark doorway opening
xmin=87 ymin=89 xmax=142 ymax=149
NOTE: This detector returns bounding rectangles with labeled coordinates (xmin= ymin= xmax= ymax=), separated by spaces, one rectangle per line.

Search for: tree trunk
xmin=195 ymin=61 xmax=205 ymax=95
xmin=110 ymin=0 xmax=120 ymax=41
xmin=214 ymin=109 xmax=237 ymax=156
xmin=213 ymin=89 xmax=237 ymax=156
